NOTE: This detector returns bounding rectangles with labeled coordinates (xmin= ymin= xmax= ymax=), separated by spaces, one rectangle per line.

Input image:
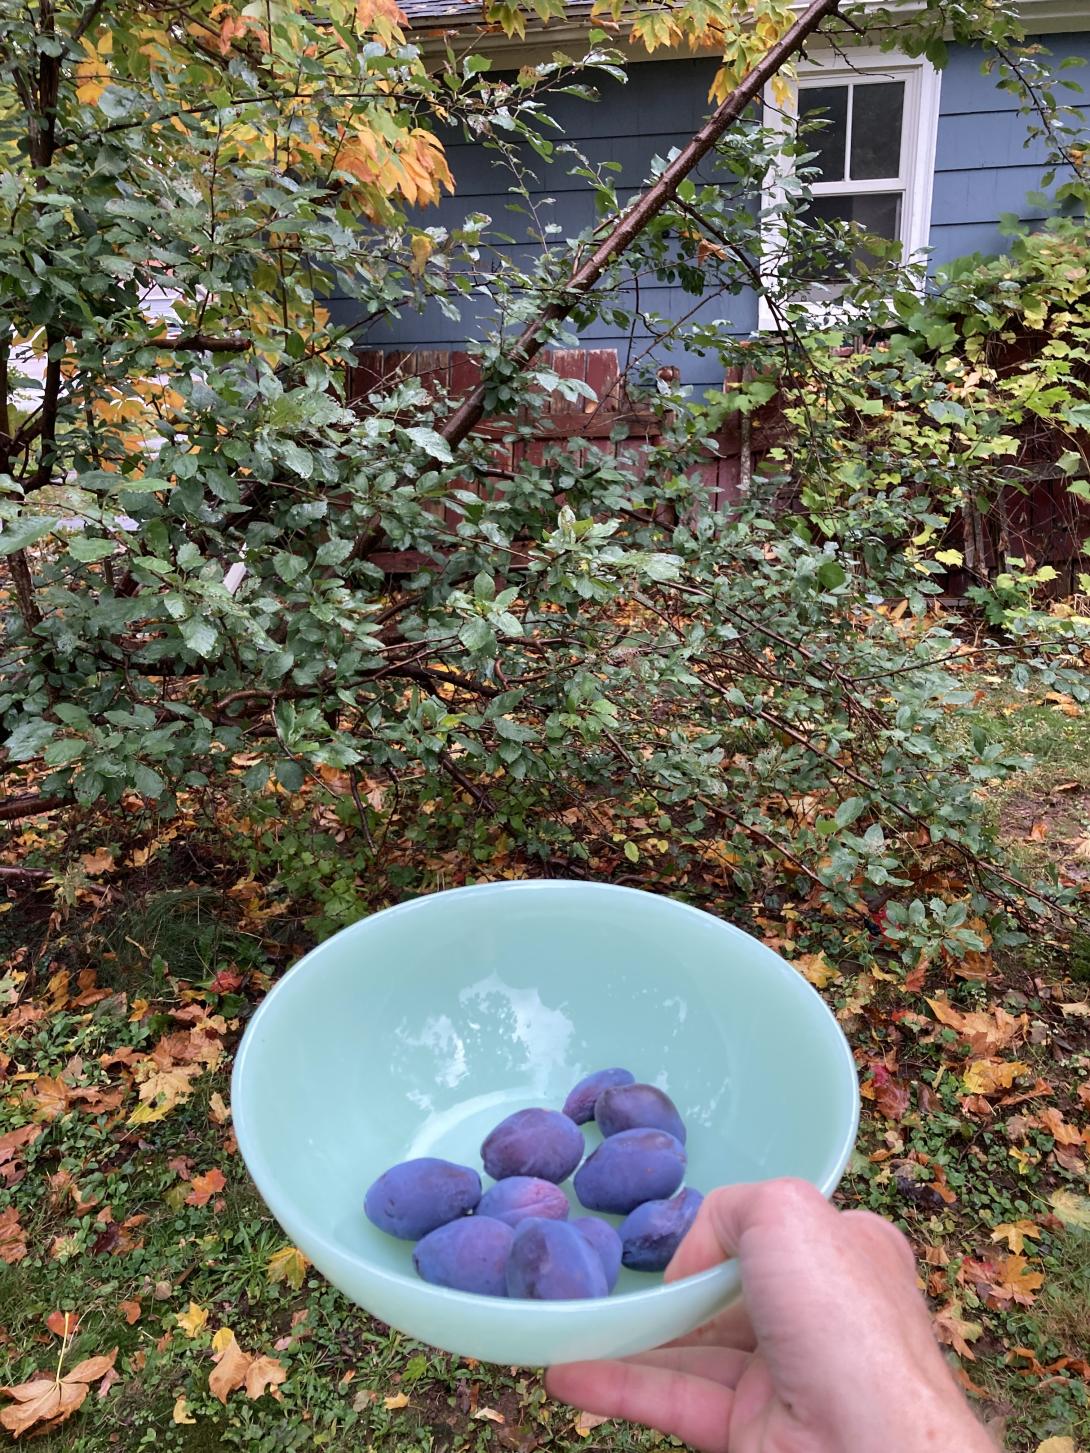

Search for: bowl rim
xmin=232 ymin=879 xmax=861 ymax=1314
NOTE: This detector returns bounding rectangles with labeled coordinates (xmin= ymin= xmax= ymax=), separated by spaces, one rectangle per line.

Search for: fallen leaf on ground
xmin=1058 ymin=1001 xmax=1090 ymax=1018
xmin=244 ymin=1356 xmax=286 ymax=1400
xmin=119 ymin=1300 xmax=141 ymax=1325
xmin=1035 ymin=1440 xmax=1077 ymax=1453
xmin=473 ymin=1406 xmax=505 ymax=1423
xmin=80 ymin=849 xmax=115 ymax=876
xmin=990 ymin=1254 xmax=1044 ymax=1306
xmin=791 ymin=951 xmax=839 ymax=988
xmin=933 ymin=1302 xmax=982 ymax=1360
xmin=172 ymin=1395 xmax=196 ymax=1425
xmin=177 ymin=1303 xmax=209 ymax=1338
xmin=209 ymin=1330 xmax=251 ymax=1404
xmin=1027 ymin=819 xmax=1048 ymax=842
xmin=46 ymin=1311 xmax=78 ymax=1337
xmin=1049 ymin=1190 xmax=1090 ymax=1231
xmin=0 ymin=1124 xmax=42 ymax=1182
xmin=927 ymin=997 xmax=1026 ymax=1056
xmin=0 ymin=1207 xmax=27 ymax=1264
xmin=575 ymin=1411 xmax=611 ymax=1435
xmin=267 ymin=1245 xmax=309 ymax=1290
xmin=962 ymin=1060 xmax=1031 ymax=1096
xmin=991 ymin=1220 xmax=1041 ymax=1254
xmin=208 ymin=1092 xmax=231 ymax=1124
xmin=384 ymin=1392 xmax=410 ymax=1410
xmin=0 ymin=1348 xmax=117 ymax=1437
xmin=185 ymin=1169 xmax=226 ymax=1207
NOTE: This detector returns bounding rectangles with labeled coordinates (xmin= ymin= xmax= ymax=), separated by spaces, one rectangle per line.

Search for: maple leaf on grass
xmin=0 ymin=1348 xmax=117 ymax=1437
xmin=990 ymin=1219 xmax=1041 ymax=1254
xmin=267 ymin=1245 xmax=309 ymax=1290
xmin=185 ymin=1168 xmax=226 ymax=1206
xmin=209 ymin=1329 xmax=285 ymax=1404
xmin=933 ymin=1302 xmax=982 ymax=1361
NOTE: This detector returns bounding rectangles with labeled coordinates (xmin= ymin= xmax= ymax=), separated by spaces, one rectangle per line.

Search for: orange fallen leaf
xmin=46 ymin=1311 xmax=79 ymax=1338
xmin=1027 ymin=820 xmax=1048 ymax=842
xmin=790 ymin=951 xmax=839 ymax=989
xmin=0 ymin=1206 xmax=27 ymax=1264
xmin=244 ymin=1356 xmax=286 ymax=1400
xmin=208 ymin=1092 xmax=231 ymax=1124
xmin=185 ymin=1168 xmax=226 ymax=1207
xmin=25 ymin=1075 xmax=71 ymax=1121
xmin=990 ymin=1254 xmax=1044 ymax=1307
xmin=209 ymin=1330 xmax=251 ymax=1405
xmin=0 ymin=1348 xmax=117 ymax=1437
xmin=119 ymin=1300 xmax=141 ymax=1326
xmin=1037 ymin=1108 xmax=1083 ymax=1146
xmin=927 ymin=997 xmax=1026 ymax=1056
xmin=80 ymin=848 xmax=115 ymax=876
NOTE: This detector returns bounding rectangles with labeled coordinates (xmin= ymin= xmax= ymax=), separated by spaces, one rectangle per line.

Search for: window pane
xmin=803 ymin=191 xmax=902 ymax=280
xmin=849 ymin=82 xmax=904 ymax=180
xmin=797 ymin=85 xmax=848 ymax=182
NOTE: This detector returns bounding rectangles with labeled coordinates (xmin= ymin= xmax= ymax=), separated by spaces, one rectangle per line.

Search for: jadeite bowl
xmin=232 ymin=881 xmax=859 ymax=1367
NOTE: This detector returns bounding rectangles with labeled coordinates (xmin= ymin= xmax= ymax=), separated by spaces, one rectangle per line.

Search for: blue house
xmin=339 ymin=0 xmax=1090 ymax=395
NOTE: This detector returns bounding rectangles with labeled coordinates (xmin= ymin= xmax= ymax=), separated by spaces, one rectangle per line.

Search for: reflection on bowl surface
xmin=233 ymin=881 xmax=859 ymax=1366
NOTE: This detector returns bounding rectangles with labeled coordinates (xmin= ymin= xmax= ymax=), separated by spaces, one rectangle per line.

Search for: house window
xmin=759 ymin=51 xmax=941 ymax=325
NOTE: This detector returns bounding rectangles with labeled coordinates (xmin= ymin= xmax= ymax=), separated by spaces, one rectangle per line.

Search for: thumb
xmin=665 ymin=1178 xmax=836 ymax=1283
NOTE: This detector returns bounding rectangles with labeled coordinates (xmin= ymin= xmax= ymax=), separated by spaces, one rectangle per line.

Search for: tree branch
xmin=0 ymin=794 xmax=65 ymax=822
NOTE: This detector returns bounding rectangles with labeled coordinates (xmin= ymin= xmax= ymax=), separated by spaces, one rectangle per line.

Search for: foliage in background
xmin=0 ymin=0 xmax=1087 ymax=965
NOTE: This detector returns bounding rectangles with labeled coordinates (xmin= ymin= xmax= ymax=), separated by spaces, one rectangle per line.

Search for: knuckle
xmin=760 ymin=1176 xmax=828 ymax=1220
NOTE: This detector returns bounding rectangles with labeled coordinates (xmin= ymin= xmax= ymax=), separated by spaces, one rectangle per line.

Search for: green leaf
xmin=112 ymin=476 xmax=171 ymax=493
xmin=404 ymin=427 xmax=454 ymax=463
xmin=180 ymin=617 xmax=219 ymax=657
xmin=43 ymin=737 xmax=86 ymax=766
xmin=834 ymin=797 xmax=865 ymax=829
xmin=67 ymin=536 xmax=117 ymax=563
xmin=276 ymin=759 xmax=305 ymax=793
xmin=0 ymin=517 xmax=53 ymax=556
xmin=132 ymin=763 xmax=166 ymax=798
xmin=623 ymin=840 xmax=639 ymax=863
xmin=817 ymin=559 xmax=846 ymax=591
xmin=4 ymin=718 xmax=55 ymax=760
xmin=459 ymin=617 xmax=494 ymax=653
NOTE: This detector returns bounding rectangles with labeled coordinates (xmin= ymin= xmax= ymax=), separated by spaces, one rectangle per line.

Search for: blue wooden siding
xmin=340 ymin=32 xmax=1088 ymax=391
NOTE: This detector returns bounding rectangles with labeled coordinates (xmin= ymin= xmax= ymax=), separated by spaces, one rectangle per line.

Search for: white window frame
xmin=757 ymin=48 xmax=941 ymax=330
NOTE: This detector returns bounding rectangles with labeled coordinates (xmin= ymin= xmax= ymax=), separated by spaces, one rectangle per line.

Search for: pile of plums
xmin=364 ymin=1068 xmax=704 ymax=1300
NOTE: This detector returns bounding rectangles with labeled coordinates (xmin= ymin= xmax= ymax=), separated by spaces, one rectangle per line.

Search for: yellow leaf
xmin=209 ymin=1092 xmax=232 ymax=1125
xmin=211 ymin=1327 xmax=236 ymax=1355
xmin=177 ymin=1303 xmax=209 ymax=1339
xmin=1035 ymin=1440 xmax=1077 ymax=1453
xmin=267 ymin=1246 xmax=310 ymax=1290
xmin=409 ymin=234 xmax=433 ymax=278
xmin=80 ymin=848 xmax=115 ymax=875
xmin=962 ymin=1059 xmax=1030 ymax=1096
xmin=990 ymin=1220 xmax=1041 ymax=1254
xmin=575 ymin=1411 xmax=611 ymax=1435
xmin=935 ymin=549 xmax=964 ymax=567
xmin=791 ymin=951 xmax=839 ymax=989
xmin=473 ymin=1407 xmax=505 ymax=1423
xmin=172 ymin=1395 xmax=196 ymax=1425
xmin=384 ymin=1392 xmax=410 ymax=1410
xmin=1050 ymin=1190 xmax=1090 ymax=1232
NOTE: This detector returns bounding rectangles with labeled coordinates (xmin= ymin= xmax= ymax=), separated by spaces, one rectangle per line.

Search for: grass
xmin=1 ymin=685 xmax=1089 ymax=1451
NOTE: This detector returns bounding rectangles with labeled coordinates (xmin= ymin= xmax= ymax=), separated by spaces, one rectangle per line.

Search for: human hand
xmin=546 ymin=1178 xmax=996 ymax=1453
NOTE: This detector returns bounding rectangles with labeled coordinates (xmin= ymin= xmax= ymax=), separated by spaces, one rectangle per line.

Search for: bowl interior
xmin=234 ymin=881 xmax=858 ymax=1361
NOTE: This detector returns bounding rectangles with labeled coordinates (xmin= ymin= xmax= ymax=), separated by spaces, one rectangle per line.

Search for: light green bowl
xmin=232 ymin=881 xmax=859 ymax=1367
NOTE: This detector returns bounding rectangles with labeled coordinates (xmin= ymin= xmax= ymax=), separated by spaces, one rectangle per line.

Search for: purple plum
xmin=364 ymin=1157 xmax=481 ymax=1240
xmin=572 ymin=1216 xmax=623 ymax=1291
xmin=413 ymin=1217 xmax=514 ymax=1297
xmin=562 ymin=1067 xmax=636 ymax=1125
xmin=619 ymin=1187 xmax=704 ymax=1272
xmin=595 ymin=1083 xmax=687 ymax=1145
xmin=573 ymin=1128 xmax=686 ymax=1215
xmin=481 ymin=1108 xmax=585 ymax=1184
xmin=477 ymin=1176 xmax=570 ymax=1228
xmin=506 ymin=1218 xmax=609 ymax=1300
